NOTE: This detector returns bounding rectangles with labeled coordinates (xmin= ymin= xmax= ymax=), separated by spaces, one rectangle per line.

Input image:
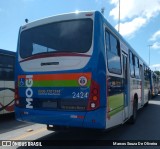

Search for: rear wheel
xmin=129 ymin=99 xmax=138 ymax=124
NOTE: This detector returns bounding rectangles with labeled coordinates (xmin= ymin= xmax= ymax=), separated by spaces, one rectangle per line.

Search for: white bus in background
xmin=0 ymin=49 xmax=15 ymax=115
xmin=151 ymin=71 xmax=159 ymax=97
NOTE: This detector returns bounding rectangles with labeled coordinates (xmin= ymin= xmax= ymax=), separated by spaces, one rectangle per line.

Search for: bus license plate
xmin=42 ymin=101 xmax=57 ymax=108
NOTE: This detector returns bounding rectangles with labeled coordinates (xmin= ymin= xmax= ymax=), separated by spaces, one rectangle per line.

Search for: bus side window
xmin=135 ymin=56 xmax=140 ymax=78
xmin=110 ymin=34 xmax=118 ymax=55
xmin=105 ymin=31 xmax=110 ymax=51
xmin=148 ymin=69 xmax=150 ymax=81
xmin=0 ymin=68 xmax=4 ymax=80
xmin=147 ymin=68 xmax=150 ymax=81
xmin=0 ymin=55 xmax=15 ymax=81
xmin=129 ymin=51 xmax=135 ymax=77
xmin=105 ymin=30 xmax=121 ymax=74
xmin=144 ymin=65 xmax=149 ymax=81
xmin=0 ymin=58 xmax=4 ymax=80
xmin=144 ymin=65 xmax=146 ymax=80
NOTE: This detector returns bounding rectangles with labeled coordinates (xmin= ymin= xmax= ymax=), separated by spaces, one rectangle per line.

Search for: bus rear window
xmin=20 ymin=19 xmax=93 ymax=59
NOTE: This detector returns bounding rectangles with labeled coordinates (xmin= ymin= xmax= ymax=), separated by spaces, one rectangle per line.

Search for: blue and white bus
xmin=15 ymin=11 xmax=151 ymax=130
xmin=0 ymin=49 xmax=15 ymax=115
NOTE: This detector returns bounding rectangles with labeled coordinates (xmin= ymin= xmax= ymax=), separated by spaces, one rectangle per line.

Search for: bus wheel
xmin=129 ymin=99 xmax=138 ymax=124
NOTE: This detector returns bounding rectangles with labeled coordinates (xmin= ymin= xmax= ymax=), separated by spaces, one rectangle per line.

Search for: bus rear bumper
xmin=15 ymin=107 xmax=106 ymax=129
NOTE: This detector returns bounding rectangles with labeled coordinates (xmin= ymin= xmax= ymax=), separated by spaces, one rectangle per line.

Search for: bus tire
xmin=129 ymin=99 xmax=138 ymax=124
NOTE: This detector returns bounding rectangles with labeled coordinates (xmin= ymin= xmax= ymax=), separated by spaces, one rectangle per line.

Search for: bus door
xmin=122 ymin=53 xmax=129 ymax=121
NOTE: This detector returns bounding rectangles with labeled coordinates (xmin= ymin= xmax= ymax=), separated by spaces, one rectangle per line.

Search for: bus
xmin=15 ymin=11 xmax=151 ymax=130
xmin=150 ymin=71 xmax=159 ymax=97
xmin=0 ymin=49 xmax=15 ymax=115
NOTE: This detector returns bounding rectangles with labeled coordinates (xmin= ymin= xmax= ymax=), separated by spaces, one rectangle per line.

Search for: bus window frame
xmin=0 ymin=54 xmax=15 ymax=81
xmin=19 ymin=18 xmax=93 ymax=59
xmin=105 ymin=29 xmax=122 ymax=75
xmin=129 ymin=51 xmax=135 ymax=78
xmin=135 ymin=56 xmax=140 ymax=79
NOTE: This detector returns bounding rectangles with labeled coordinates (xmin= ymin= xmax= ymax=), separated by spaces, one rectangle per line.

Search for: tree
xmin=154 ymin=71 xmax=160 ymax=76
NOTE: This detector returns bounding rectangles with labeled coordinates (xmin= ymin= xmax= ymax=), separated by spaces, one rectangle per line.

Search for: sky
xmin=0 ymin=0 xmax=160 ymax=70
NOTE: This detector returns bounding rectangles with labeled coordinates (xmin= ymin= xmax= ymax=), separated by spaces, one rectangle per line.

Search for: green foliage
xmin=154 ymin=71 xmax=160 ymax=76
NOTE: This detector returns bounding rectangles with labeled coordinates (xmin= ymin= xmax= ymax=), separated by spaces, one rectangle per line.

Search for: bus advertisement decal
xmin=18 ymin=73 xmax=91 ymax=100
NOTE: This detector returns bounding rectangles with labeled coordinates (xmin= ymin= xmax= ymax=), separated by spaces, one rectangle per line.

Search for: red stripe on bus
xmin=18 ymin=73 xmax=92 ymax=81
xmin=20 ymin=52 xmax=91 ymax=63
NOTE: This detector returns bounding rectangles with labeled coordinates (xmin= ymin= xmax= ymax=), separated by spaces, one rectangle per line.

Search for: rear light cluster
xmin=15 ymin=81 xmax=20 ymax=106
xmin=87 ymin=80 xmax=100 ymax=111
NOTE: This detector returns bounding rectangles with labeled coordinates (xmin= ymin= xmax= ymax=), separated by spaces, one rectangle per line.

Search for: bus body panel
xmin=3 ymin=81 xmax=15 ymax=114
xmin=0 ymin=81 xmax=5 ymax=115
xmin=83 ymin=108 xmax=106 ymax=128
xmin=15 ymin=106 xmax=106 ymax=129
xmin=0 ymin=84 xmax=15 ymax=114
xmin=15 ymin=107 xmax=86 ymax=128
xmin=106 ymin=110 xmax=124 ymax=129
xmin=105 ymin=75 xmax=125 ymax=128
xmin=0 ymin=49 xmax=15 ymax=115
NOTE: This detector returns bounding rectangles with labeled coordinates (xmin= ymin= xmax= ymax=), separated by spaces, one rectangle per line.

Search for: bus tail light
xmin=87 ymin=80 xmax=100 ymax=111
xmin=15 ymin=81 xmax=20 ymax=106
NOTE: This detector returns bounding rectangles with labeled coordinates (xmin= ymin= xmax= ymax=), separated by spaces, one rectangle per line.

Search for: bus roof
xmin=20 ymin=11 xmax=95 ymax=31
xmin=0 ymin=49 xmax=15 ymax=56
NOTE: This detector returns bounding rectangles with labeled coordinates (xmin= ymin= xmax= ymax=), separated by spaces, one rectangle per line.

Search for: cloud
xmin=152 ymin=42 xmax=160 ymax=50
xmin=115 ymin=17 xmax=147 ymax=37
xmin=109 ymin=0 xmax=160 ymax=37
xmin=109 ymin=0 xmax=160 ymax=21
xmin=110 ymin=0 xmax=135 ymax=21
xmin=150 ymin=64 xmax=160 ymax=71
xmin=150 ymin=30 xmax=160 ymax=41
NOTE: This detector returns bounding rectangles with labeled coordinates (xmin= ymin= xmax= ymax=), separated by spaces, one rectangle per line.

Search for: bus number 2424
xmin=72 ymin=92 xmax=89 ymax=99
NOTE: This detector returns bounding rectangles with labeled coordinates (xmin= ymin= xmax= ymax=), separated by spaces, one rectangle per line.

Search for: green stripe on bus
xmin=109 ymin=106 xmax=124 ymax=117
xmin=108 ymin=93 xmax=124 ymax=117
xmin=32 ymin=80 xmax=91 ymax=87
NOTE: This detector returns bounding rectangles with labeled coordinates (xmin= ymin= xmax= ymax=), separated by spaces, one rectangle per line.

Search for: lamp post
xmin=118 ymin=0 xmax=120 ymax=32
